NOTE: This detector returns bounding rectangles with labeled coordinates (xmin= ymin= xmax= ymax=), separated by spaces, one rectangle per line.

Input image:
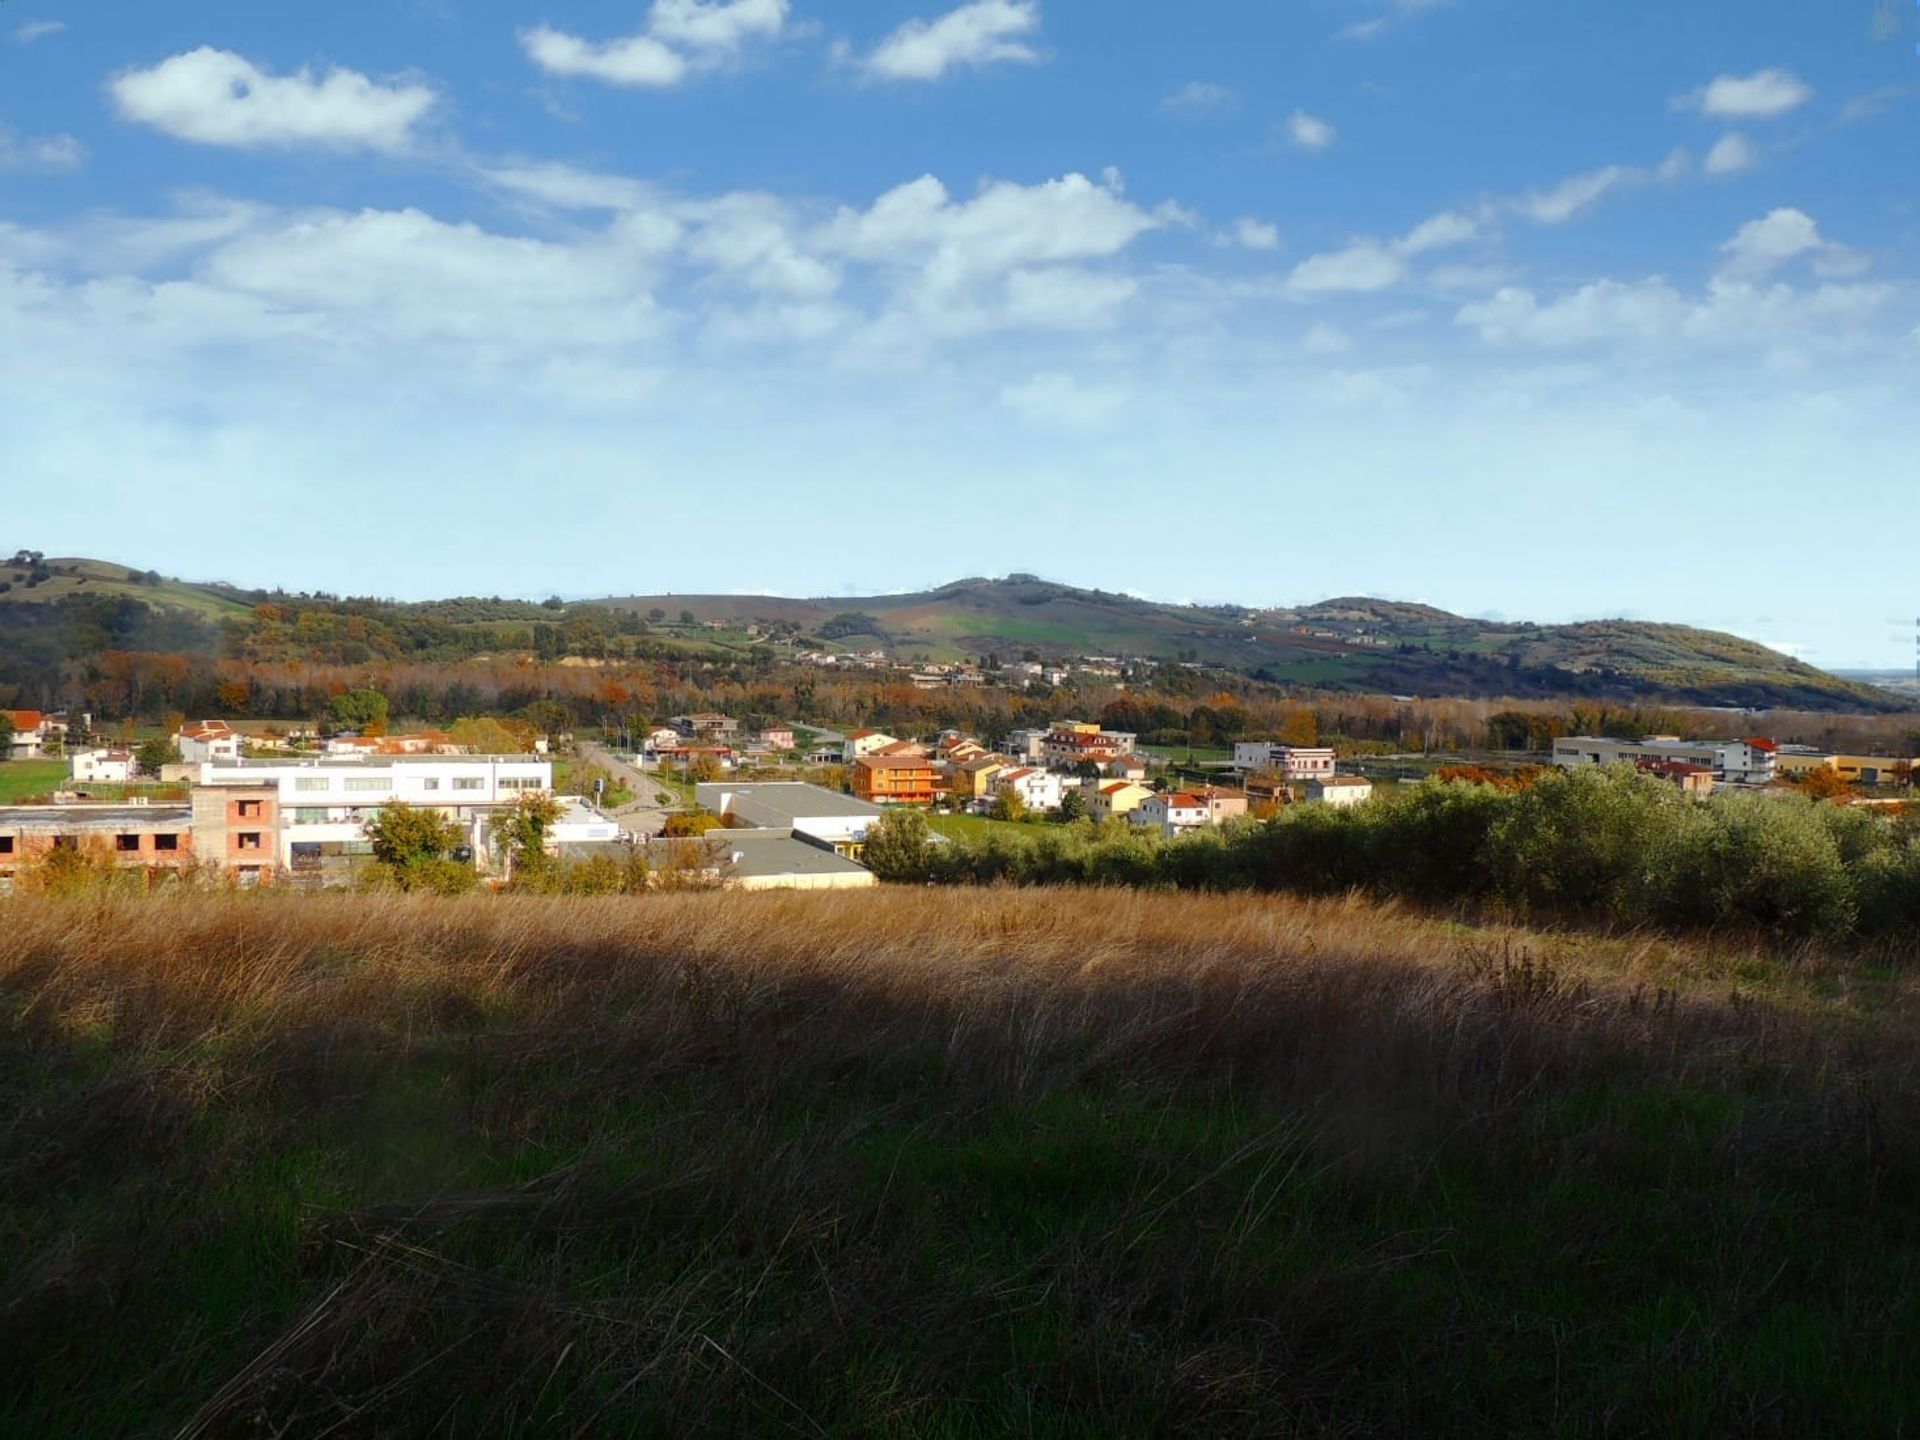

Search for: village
xmin=3 ymin=704 xmax=1914 ymax=895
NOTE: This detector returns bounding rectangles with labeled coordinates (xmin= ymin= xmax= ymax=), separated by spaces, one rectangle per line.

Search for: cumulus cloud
xmin=1703 ymin=132 xmax=1758 ymax=177
xmin=1284 ymin=109 xmax=1337 ymax=152
xmin=1286 ymin=240 xmax=1405 ymax=295
xmin=857 ymin=0 xmax=1042 ymax=82
xmin=1160 ymin=81 xmax=1237 ymax=115
xmin=522 ymin=0 xmax=788 ymax=88
xmin=0 ymin=124 xmax=85 ymax=172
xmin=1675 ymin=68 xmax=1813 ymax=120
xmin=1717 ymin=208 xmax=1847 ymax=280
xmin=819 ymin=171 xmax=1162 ymax=280
xmin=110 ymin=48 xmax=437 ymax=151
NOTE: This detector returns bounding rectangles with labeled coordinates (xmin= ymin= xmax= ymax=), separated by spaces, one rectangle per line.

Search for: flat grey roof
xmin=696 ymin=782 xmax=884 ymax=823
xmin=206 ymin=755 xmax=547 ymax=772
xmin=0 ymin=805 xmax=192 ymax=828
xmin=641 ymin=827 xmax=872 ymax=879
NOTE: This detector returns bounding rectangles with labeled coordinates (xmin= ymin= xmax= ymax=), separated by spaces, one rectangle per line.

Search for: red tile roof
xmin=5 ymin=710 xmax=44 ymax=731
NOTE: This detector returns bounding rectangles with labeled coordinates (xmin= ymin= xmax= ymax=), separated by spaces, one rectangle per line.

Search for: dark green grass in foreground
xmin=1 ymin=890 xmax=1915 ymax=1436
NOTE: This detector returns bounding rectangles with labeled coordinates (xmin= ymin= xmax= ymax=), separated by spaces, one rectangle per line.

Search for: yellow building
xmin=1777 ymin=751 xmax=1917 ymax=787
xmin=1087 ymin=779 xmax=1153 ymax=822
xmin=948 ymin=755 xmax=1009 ymax=803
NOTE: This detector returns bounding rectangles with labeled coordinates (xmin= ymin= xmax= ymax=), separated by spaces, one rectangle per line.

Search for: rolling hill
xmin=1 ymin=555 xmax=1902 ymax=711
xmin=599 ymin=575 xmax=1907 ymax=711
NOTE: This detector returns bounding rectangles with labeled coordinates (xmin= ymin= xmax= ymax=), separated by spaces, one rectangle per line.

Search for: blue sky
xmin=2 ymin=1 xmax=1915 ymax=667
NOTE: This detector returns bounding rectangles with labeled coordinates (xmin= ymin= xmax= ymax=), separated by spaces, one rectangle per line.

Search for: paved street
xmin=574 ymin=740 xmax=679 ymax=839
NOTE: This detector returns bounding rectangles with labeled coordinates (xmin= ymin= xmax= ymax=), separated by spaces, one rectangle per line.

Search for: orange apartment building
xmin=0 ymin=804 xmax=196 ymax=893
xmin=851 ymin=754 xmax=940 ymax=806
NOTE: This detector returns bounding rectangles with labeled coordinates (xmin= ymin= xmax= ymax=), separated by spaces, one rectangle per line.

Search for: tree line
xmin=861 ymin=766 xmax=1920 ymax=944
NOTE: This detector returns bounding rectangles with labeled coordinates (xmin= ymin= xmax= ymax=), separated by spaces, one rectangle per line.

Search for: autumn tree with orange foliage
xmin=1433 ymin=765 xmax=1547 ymax=793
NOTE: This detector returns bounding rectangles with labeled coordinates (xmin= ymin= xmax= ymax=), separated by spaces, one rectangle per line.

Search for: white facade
xmin=176 ymin=723 xmax=244 ymax=765
xmin=1551 ymin=736 xmax=1777 ymax=785
xmin=1308 ymin=776 xmax=1374 ymax=808
xmin=70 ymin=749 xmax=137 ymax=783
xmin=1233 ymin=743 xmax=1336 ymax=780
xmin=841 ymin=731 xmax=898 ymax=763
xmin=1132 ymin=792 xmax=1210 ymax=837
xmin=991 ymin=767 xmax=1067 ymax=812
xmin=200 ymin=755 xmax=560 ymax=867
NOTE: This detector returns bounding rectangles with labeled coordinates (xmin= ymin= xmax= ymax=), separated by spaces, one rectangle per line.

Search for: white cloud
xmin=1394 ymin=209 xmax=1479 ymax=255
xmin=998 ymin=371 xmax=1127 ymax=427
xmin=1286 ymin=240 xmax=1405 ymax=295
xmin=819 ymin=171 xmax=1162 ymax=282
xmin=110 ymin=48 xmax=437 ymax=152
xmin=1717 ymin=207 xmax=1842 ymax=280
xmin=0 ymin=124 xmax=85 ymax=172
xmin=1228 ymin=217 xmax=1280 ymax=251
xmin=1675 ymin=68 xmax=1813 ymax=120
xmin=484 ymin=163 xmax=653 ymax=212
xmin=13 ymin=20 xmax=66 ymax=43
xmin=1514 ymin=164 xmax=1634 ymax=225
xmin=1284 ymin=109 xmax=1337 ymax=152
xmin=1335 ymin=0 xmax=1448 ymax=41
xmin=521 ymin=27 xmax=687 ymax=87
xmin=859 ymin=0 xmax=1042 ymax=82
xmin=1160 ymin=81 xmax=1237 ymax=115
xmin=522 ymin=0 xmax=789 ymax=88
xmin=1456 ymin=272 xmax=1894 ymax=353
xmin=1703 ymin=132 xmax=1757 ymax=177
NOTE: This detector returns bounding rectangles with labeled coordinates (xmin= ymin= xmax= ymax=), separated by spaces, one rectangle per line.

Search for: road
xmin=574 ymin=741 xmax=681 ymax=839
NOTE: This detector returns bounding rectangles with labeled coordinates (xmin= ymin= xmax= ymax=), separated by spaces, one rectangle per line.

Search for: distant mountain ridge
xmin=0 ymin=556 xmax=1902 ymax=712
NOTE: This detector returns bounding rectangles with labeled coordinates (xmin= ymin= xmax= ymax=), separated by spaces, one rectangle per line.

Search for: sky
xmin=1 ymin=1 xmax=1916 ymax=668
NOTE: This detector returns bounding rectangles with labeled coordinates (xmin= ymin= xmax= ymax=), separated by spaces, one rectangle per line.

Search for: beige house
xmin=1086 ymin=779 xmax=1153 ymax=822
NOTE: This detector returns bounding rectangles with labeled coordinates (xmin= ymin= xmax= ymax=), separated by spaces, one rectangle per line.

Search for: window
xmin=237 ymin=833 xmax=263 ymax=851
xmin=452 ymin=778 xmax=484 ymax=791
xmin=237 ymin=800 xmax=264 ymax=818
xmin=0 ymin=836 xmax=13 ymax=855
xmin=296 ymin=778 xmax=329 ymax=792
xmin=344 ymin=777 xmax=391 ymax=793
xmin=294 ymin=808 xmax=328 ymax=825
xmin=115 ymin=834 xmax=141 ymax=853
xmin=154 ymin=834 xmax=180 ymax=852
xmin=52 ymin=836 xmax=77 ymax=851
xmin=421 ymin=778 xmax=440 ymax=791
xmin=499 ymin=777 xmax=542 ymax=791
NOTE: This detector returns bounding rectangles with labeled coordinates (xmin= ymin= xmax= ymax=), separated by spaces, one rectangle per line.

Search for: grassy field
xmin=1 ymin=889 xmax=1915 ymax=1436
xmin=0 ymin=760 xmax=69 ymax=804
xmin=926 ymin=811 xmax=1038 ymax=842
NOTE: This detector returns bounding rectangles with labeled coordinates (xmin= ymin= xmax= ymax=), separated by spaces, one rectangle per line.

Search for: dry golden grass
xmin=3 ymin=888 xmax=1917 ymax=1435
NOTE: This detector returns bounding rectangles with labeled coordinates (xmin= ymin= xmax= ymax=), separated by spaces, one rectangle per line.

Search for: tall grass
xmin=2 ymin=888 xmax=1916 ymax=1435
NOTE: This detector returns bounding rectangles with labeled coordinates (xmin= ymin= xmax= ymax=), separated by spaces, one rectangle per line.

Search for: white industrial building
xmin=198 ymin=755 xmax=617 ymax=871
xmin=1551 ymin=736 xmax=1777 ymax=785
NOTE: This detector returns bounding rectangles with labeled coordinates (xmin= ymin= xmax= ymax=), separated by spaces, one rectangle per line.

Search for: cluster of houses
xmin=836 ymin=721 xmax=1373 ymax=837
xmin=0 ymin=719 xmax=619 ymax=894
